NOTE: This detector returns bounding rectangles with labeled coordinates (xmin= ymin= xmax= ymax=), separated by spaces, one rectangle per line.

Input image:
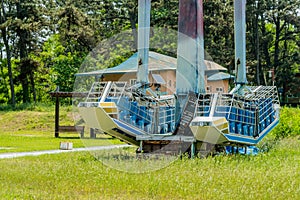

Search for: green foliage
xmin=38 ymin=34 xmax=85 ymax=92
xmin=271 ymin=107 xmax=300 ymax=139
xmin=0 ymin=60 xmax=9 ymax=103
xmin=204 ymin=0 xmax=234 ymax=66
xmin=0 ymin=0 xmax=299 ymax=104
xmin=151 ymin=0 xmax=178 ymax=29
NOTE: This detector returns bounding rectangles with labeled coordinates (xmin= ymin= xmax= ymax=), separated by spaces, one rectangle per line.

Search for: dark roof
xmin=76 ymin=51 xmax=227 ymax=77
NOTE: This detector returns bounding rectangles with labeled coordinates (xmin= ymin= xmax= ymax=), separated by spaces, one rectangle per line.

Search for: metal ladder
xmin=174 ymin=92 xmax=198 ymax=136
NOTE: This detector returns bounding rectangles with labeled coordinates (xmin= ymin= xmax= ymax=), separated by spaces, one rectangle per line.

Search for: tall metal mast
xmin=232 ymin=0 xmax=248 ymax=94
xmin=136 ymin=0 xmax=151 ymax=85
xmin=176 ymin=0 xmax=206 ymax=95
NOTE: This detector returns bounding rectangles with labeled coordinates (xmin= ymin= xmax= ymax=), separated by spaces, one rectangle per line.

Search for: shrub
xmin=271 ymin=107 xmax=300 ymax=139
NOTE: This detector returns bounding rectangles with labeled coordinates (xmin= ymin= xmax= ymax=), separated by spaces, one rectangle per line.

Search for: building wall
xmin=102 ymin=70 xmax=230 ymax=94
xmin=206 ymin=80 xmax=229 ymax=93
xmin=149 ymin=70 xmax=176 ymax=94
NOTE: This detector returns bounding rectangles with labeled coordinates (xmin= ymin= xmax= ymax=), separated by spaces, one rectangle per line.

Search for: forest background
xmin=0 ymin=0 xmax=299 ymax=107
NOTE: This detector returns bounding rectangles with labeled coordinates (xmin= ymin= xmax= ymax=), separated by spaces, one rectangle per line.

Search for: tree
xmin=0 ymin=0 xmax=53 ymax=103
xmin=258 ymin=0 xmax=300 ymax=101
xmin=14 ymin=0 xmax=46 ymax=103
xmin=0 ymin=0 xmax=15 ymax=106
xmin=203 ymin=0 xmax=234 ymax=67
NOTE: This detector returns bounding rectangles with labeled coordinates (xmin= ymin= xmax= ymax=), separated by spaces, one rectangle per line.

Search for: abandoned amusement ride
xmin=77 ymin=0 xmax=280 ymax=157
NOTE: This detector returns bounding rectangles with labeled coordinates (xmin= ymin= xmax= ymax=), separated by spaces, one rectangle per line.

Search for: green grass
xmin=0 ymin=105 xmax=299 ymax=199
xmin=0 ymin=131 xmax=84 ymax=152
xmin=0 ymin=137 xmax=299 ymax=199
xmin=0 ymin=105 xmax=122 ymax=153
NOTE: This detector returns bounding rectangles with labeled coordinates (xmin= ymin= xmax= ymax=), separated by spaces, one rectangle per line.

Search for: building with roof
xmin=76 ymin=51 xmax=234 ymax=94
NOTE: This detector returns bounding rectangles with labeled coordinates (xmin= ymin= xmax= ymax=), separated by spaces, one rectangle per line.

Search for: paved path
xmin=0 ymin=144 xmax=131 ymax=159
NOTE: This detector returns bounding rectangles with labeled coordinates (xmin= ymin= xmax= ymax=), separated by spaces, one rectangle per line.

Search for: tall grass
xmin=0 ymin=105 xmax=299 ymax=199
xmin=0 ymin=137 xmax=299 ymax=199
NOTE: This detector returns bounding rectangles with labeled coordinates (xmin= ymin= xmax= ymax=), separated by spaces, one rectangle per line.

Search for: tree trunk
xmin=273 ymin=18 xmax=281 ymax=87
xmin=18 ymin=36 xmax=30 ymax=103
xmin=1 ymin=29 xmax=16 ymax=107
xmin=255 ymin=3 xmax=260 ymax=85
xmin=260 ymin=16 xmax=269 ymax=86
xmin=29 ymin=71 xmax=36 ymax=103
xmin=16 ymin=1 xmax=30 ymax=103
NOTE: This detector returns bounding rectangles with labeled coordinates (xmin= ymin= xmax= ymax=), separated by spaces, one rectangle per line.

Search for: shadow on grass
xmin=56 ymin=136 xmax=81 ymax=139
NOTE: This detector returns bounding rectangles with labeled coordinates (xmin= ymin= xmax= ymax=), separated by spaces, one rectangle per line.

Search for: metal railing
xmin=194 ymin=86 xmax=280 ymax=136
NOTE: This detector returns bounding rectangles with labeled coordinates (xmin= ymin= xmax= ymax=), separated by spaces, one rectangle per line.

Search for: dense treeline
xmin=0 ymin=0 xmax=299 ymax=107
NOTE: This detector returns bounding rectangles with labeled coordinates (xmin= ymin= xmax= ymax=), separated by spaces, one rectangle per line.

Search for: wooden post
xmin=90 ymin=128 xmax=95 ymax=138
xmin=55 ymin=96 xmax=59 ymax=138
xmin=190 ymin=142 xmax=195 ymax=158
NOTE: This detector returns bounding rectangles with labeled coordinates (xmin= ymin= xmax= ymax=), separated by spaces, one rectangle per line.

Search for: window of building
xmin=216 ymin=87 xmax=223 ymax=93
xmin=206 ymin=86 xmax=211 ymax=93
xmin=130 ymin=79 xmax=136 ymax=85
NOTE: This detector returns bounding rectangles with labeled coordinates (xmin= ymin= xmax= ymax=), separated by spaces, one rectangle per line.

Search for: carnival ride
xmin=78 ymin=0 xmax=280 ymax=156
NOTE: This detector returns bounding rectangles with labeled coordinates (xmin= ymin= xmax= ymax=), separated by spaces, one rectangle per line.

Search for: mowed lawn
xmin=0 ymin=106 xmax=122 ymax=153
xmin=0 ymin=106 xmax=299 ymax=199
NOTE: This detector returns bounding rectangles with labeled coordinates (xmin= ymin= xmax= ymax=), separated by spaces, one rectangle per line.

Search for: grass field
xmin=0 ymin=105 xmax=122 ymax=153
xmin=0 ymin=105 xmax=299 ymax=199
xmin=0 ymin=137 xmax=299 ymax=199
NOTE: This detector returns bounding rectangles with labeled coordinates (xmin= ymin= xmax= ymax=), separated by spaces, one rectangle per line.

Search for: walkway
xmin=0 ymin=144 xmax=131 ymax=159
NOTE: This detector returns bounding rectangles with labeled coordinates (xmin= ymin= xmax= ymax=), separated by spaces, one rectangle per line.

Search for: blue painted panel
xmin=247 ymin=111 xmax=255 ymax=124
xmin=237 ymin=109 xmax=244 ymax=122
xmin=225 ymin=146 xmax=259 ymax=155
xmin=225 ymin=120 xmax=279 ymax=145
xmin=130 ymin=115 xmax=137 ymax=126
xmin=259 ymin=120 xmax=266 ymax=132
xmin=138 ymin=106 xmax=147 ymax=119
xmin=130 ymin=101 xmax=138 ymax=113
xmin=243 ymin=124 xmax=249 ymax=136
xmin=265 ymin=116 xmax=271 ymax=126
xmin=229 ymin=121 xmax=236 ymax=133
xmin=236 ymin=123 xmax=242 ymax=134
xmin=243 ymin=110 xmax=250 ymax=123
xmin=105 ymin=96 xmax=119 ymax=104
xmin=113 ymin=119 xmax=144 ymax=135
xmin=204 ymin=106 xmax=210 ymax=117
xmin=229 ymin=107 xmax=237 ymax=121
xmin=249 ymin=125 xmax=254 ymax=136
xmin=166 ymin=108 xmax=172 ymax=122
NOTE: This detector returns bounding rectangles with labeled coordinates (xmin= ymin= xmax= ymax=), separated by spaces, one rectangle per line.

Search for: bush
xmin=271 ymin=107 xmax=300 ymax=139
